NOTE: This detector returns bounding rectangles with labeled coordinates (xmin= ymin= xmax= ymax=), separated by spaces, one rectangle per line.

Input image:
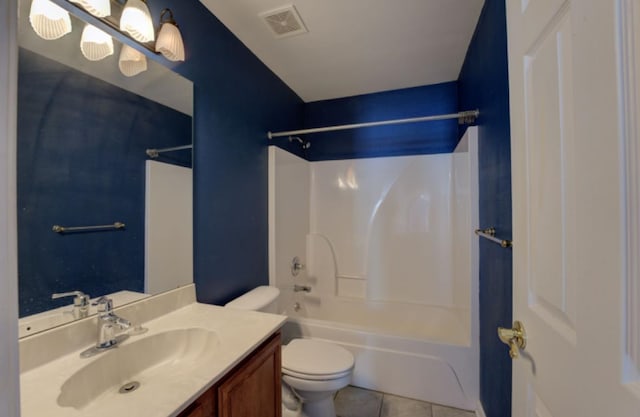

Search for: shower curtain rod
xmin=267 ymin=109 xmax=479 ymax=139
xmin=146 ymin=144 xmax=193 ymax=158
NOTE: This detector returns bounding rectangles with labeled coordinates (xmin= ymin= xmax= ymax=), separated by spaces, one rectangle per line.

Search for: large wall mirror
xmin=17 ymin=0 xmax=193 ymax=337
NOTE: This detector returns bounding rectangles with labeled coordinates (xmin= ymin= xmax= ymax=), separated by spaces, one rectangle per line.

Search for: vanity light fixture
xmin=118 ymin=44 xmax=148 ymax=77
xmin=28 ymin=0 xmax=187 ymax=77
xmin=68 ymin=0 xmax=110 ymax=18
xmin=155 ymin=9 xmax=185 ymax=62
xmin=120 ymin=0 xmax=155 ymax=43
xmin=80 ymin=23 xmax=114 ymax=61
xmin=29 ymin=0 xmax=72 ymax=40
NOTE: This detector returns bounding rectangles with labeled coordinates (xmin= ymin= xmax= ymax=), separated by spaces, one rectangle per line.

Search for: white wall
xmin=0 ymin=0 xmax=21 ymax=415
xmin=145 ymin=161 xmax=193 ymax=294
xmin=452 ymin=131 xmax=477 ymax=309
xmin=268 ymin=147 xmax=310 ymax=310
xmin=454 ymin=127 xmax=479 ymax=345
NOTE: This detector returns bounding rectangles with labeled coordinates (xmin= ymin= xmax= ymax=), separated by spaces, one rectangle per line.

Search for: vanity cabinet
xmin=178 ymin=331 xmax=282 ymax=417
xmin=178 ymin=385 xmax=215 ymax=417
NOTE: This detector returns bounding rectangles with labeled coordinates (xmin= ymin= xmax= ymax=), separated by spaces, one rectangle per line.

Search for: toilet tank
xmin=224 ymin=286 xmax=280 ymax=313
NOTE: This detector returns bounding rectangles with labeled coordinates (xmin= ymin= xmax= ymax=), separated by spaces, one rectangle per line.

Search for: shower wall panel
xmin=270 ymin=139 xmax=475 ymax=312
xmin=309 ymin=153 xmax=469 ymax=309
xmin=268 ymin=147 xmax=310 ymax=308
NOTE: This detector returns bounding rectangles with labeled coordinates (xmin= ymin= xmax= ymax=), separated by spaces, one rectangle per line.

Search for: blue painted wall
xmin=17 ymin=48 xmax=192 ymax=316
xmin=458 ymin=1 xmax=512 ymax=416
xmin=159 ymin=3 xmax=512 ymax=414
xmin=274 ymin=82 xmax=459 ymax=161
xmin=146 ymin=1 xmax=303 ymax=305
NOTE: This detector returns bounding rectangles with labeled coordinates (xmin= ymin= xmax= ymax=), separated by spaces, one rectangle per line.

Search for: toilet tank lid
xmin=225 ymin=286 xmax=280 ymax=311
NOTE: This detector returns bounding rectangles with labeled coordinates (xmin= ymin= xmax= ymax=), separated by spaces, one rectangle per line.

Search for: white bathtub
xmin=269 ymin=130 xmax=480 ymax=411
xmin=279 ymin=295 xmax=478 ymax=411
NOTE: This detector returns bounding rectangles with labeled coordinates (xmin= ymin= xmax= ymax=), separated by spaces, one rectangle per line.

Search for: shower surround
xmin=269 ymin=127 xmax=479 ymax=410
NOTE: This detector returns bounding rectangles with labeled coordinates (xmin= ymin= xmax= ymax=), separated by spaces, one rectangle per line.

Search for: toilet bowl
xmin=225 ymin=286 xmax=355 ymax=417
xmin=282 ymin=338 xmax=354 ymax=417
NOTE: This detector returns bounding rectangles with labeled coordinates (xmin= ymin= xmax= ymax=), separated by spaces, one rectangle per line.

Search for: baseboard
xmin=476 ymin=401 xmax=487 ymax=417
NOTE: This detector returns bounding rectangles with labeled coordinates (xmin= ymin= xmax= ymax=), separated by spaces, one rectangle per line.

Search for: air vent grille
xmin=260 ymin=5 xmax=308 ymax=39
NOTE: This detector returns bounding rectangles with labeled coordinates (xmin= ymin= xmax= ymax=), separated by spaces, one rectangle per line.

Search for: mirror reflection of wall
xmin=17 ymin=1 xmax=194 ymax=328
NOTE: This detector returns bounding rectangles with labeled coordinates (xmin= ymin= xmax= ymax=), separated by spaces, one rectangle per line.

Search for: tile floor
xmin=334 ymin=386 xmax=476 ymax=417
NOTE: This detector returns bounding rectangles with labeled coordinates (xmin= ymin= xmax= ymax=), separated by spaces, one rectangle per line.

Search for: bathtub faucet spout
xmin=293 ymin=285 xmax=311 ymax=293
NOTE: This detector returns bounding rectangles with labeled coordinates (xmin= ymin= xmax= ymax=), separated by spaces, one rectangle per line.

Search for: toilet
xmin=225 ymin=286 xmax=355 ymax=417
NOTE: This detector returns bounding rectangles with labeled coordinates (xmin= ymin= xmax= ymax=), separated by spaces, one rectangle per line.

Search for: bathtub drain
xmin=118 ymin=381 xmax=140 ymax=394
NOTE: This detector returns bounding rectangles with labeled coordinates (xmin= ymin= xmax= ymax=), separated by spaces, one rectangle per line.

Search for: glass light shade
xmin=118 ymin=44 xmax=147 ymax=77
xmin=156 ymin=22 xmax=185 ymax=62
xmin=69 ymin=0 xmax=111 ymax=18
xmin=29 ymin=0 xmax=72 ymax=40
xmin=80 ymin=24 xmax=114 ymax=61
xmin=120 ymin=0 xmax=155 ymax=43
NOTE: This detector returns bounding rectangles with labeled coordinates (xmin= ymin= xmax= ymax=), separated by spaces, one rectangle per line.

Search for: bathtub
xmin=278 ymin=295 xmax=478 ymax=411
xmin=269 ymin=130 xmax=480 ymax=411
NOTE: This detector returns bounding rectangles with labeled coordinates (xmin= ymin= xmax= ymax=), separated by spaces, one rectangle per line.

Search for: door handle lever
xmin=498 ymin=320 xmax=526 ymax=359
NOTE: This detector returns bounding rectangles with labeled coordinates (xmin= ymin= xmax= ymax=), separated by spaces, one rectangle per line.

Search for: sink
xmin=19 ymin=292 xmax=287 ymax=417
xmin=57 ymin=328 xmax=219 ymax=410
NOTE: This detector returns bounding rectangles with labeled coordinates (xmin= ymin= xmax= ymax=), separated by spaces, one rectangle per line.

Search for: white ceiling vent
xmin=259 ymin=5 xmax=308 ymax=39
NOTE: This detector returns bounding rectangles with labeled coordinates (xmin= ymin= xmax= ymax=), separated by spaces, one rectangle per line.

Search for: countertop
xmin=20 ymin=301 xmax=286 ymax=417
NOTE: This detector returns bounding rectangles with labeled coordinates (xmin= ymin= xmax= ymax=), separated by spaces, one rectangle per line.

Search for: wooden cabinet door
xmin=218 ymin=332 xmax=282 ymax=417
xmin=177 ymin=386 xmax=216 ymax=417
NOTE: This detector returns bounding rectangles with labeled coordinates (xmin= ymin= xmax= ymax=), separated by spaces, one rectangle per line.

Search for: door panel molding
xmin=618 ymin=0 xmax=640 ymax=382
xmin=523 ymin=5 xmax=577 ymax=343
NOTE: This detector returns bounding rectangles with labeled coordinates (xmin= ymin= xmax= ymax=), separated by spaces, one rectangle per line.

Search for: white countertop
xmin=20 ymin=300 xmax=286 ymax=417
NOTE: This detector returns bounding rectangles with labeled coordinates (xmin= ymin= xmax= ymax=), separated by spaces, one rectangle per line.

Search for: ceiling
xmin=198 ymin=0 xmax=485 ymax=103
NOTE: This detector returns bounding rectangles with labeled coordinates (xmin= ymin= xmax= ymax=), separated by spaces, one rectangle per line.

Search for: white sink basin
xmin=57 ymin=328 xmax=219 ymax=411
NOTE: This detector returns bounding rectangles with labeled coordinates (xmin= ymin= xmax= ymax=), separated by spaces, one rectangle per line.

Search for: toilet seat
xmin=282 ymin=367 xmax=353 ymax=381
xmin=282 ymin=339 xmax=354 ymax=381
xmin=282 ymin=372 xmax=353 ymax=393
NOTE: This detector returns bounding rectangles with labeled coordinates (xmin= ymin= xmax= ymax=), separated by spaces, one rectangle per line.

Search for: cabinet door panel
xmin=178 ymin=386 xmax=216 ymax=417
xmin=218 ymin=333 xmax=282 ymax=417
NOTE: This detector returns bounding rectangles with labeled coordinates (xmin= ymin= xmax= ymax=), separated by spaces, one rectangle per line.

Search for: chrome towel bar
xmin=52 ymin=222 xmax=125 ymax=233
xmin=475 ymin=227 xmax=512 ymax=248
xmin=146 ymin=144 xmax=192 ymax=158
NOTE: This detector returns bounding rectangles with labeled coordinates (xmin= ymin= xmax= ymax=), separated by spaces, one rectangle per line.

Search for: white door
xmin=508 ymin=0 xmax=640 ymax=416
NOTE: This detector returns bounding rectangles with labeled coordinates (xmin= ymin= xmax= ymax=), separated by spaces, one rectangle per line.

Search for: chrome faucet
xmin=51 ymin=290 xmax=90 ymax=319
xmin=81 ymin=296 xmax=131 ymax=358
xmin=293 ymin=284 xmax=311 ymax=293
xmin=96 ymin=297 xmax=131 ymax=348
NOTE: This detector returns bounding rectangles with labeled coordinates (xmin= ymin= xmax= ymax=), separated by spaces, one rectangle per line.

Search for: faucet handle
xmin=94 ymin=296 xmax=113 ymax=313
xmin=52 ymin=290 xmax=91 ymax=319
xmin=291 ymin=256 xmax=306 ymax=276
xmin=52 ymin=290 xmax=90 ymax=307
